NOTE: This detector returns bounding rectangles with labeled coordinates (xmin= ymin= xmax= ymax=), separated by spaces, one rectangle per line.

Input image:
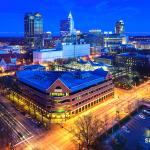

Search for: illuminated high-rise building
xmin=24 ymin=12 xmax=43 ymax=50
xmin=60 ymin=12 xmax=75 ymax=37
xmin=115 ymin=20 xmax=125 ymax=35
xmin=24 ymin=13 xmax=34 ymax=48
xmin=68 ymin=11 xmax=75 ymax=35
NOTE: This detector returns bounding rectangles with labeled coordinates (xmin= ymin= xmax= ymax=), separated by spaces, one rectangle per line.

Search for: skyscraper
xmin=24 ymin=13 xmax=34 ymax=49
xmin=60 ymin=12 xmax=75 ymax=37
xmin=115 ymin=20 xmax=125 ymax=35
xmin=24 ymin=12 xmax=43 ymax=50
xmin=68 ymin=12 xmax=75 ymax=35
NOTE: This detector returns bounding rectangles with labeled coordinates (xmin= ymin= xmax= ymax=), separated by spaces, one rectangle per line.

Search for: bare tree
xmin=71 ymin=114 xmax=104 ymax=150
xmin=126 ymin=101 xmax=133 ymax=118
xmin=135 ymin=100 xmax=141 ymax=112
xmin=101 ymin=114 xmax=109 ymax=137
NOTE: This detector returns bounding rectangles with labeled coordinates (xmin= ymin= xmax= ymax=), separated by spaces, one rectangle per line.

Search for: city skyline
xmin=0 ymin=0 xmax=150 ymax=37
xmin=0 ymin=1 xmax=150 ymax=150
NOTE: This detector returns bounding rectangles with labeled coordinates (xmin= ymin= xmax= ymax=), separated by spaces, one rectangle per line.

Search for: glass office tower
xmin=115 ymin=20 xmax=125 ymax=35
xmin=24 ymin=12 xmax=43 ymax=50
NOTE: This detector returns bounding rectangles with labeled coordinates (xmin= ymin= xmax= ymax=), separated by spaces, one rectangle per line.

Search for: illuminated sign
xmin=54 ymin=89 xmax=63 ymax=93
xmin=145 ymin=129 xmax=150 ymax=143
xmin=50 ymin=93 xmax=69 ymax=97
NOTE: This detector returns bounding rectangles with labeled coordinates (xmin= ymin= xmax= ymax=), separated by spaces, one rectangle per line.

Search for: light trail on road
xmin=0 ymin=102 xmax=33 ymax=148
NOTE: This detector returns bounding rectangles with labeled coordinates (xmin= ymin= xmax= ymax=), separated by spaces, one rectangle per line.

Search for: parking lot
xmin=105 ymin=107 xmax=150 ymax=150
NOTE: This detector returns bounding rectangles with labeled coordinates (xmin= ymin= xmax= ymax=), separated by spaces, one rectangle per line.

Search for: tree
xmin=135 ymin=100 xmax=141 ymax=113
xmin=126 ymin=101 xmax=133 ymax=118
xmin=101 ymin=114 xmax=109 ymax=136
xmin=71 ymin=114 xmax=104 ymax=150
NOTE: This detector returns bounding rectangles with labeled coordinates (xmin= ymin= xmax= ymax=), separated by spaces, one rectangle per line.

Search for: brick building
xmin=16 ymin=69 xmax=114 ymax=121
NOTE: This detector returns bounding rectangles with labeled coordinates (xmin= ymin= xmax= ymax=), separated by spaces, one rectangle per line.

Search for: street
xmin=0 ymin=102 xmax=33 ymax=147
xmin=14 ymin=81 xmax=150 ymax=150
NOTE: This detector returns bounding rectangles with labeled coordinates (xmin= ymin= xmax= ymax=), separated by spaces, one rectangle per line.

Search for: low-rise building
xmin=33 ymin=43 xmax=90 ymax=63
xmin=0 ymin=54 xmax=18 ymax=72
xmin=16 ymin=69 xmax=114 ymax=121
xmin=0 ymin=45 xmax=20 ymax=54
xmin=33 ymin=49 xmax=62 ymax=63
xmin=95 ymin=55 xmax=115 ymax=66
xmin=104 ymin=34 xmax=127 ymax=48
xmin=115 ymin=52 xmax=150 ymax=76
xmin=20 ymin=64 xmax=46 ymax=71
xmin=110 ymin=44 xmax=136 ymax=54
xmin=135 ymin=42 xmax=150 ymax=50
xmin=63 ymin=60 xmax=110 ymax=71
xmin=128 ymin=36 xmax=150 ymax=50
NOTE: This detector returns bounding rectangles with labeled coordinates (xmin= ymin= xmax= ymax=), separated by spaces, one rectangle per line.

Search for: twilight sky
xmin=0 ymin=0 xmax=150 ymax=36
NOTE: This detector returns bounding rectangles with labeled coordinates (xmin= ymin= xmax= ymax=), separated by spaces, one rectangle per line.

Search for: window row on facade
xmin=71 ymin=92 xmax=114 ymax=115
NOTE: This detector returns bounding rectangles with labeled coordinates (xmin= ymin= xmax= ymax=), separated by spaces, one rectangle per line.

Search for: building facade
xmin=16 ymin=69 xmax=114 ymax=121
xmin=115 ymin=20 xmax=125 ymax=35
xmin=0 ymin=46 xmax=20 ymax=54
xmin=110 ymin=44 xmax=136 ymax=54
xmin=33 ymin=49 xmax=63 ymax=63
xmin=115 ymin=52 xmax=150 ymax=76
xmin=33 ymin=43 xmax=90 ymax=63
xmin=24 ymin=12 xmax=43 ymax=49
xmin=104 ymin=34 xmax=127 ymax=48
xmin=0 ymin=54 xmax=18 ymax=72
xmin=134 ymin=42 xmax=150 ymax=50
xmin=60 ymin=12 xmax=75 ymax=37
xmin=129 ymin=36 xmax=150 ymax=42
xmin=129 ymin=36 xmax=150 ymax=49
xmin=83 ymin=31 xmax=104 ymax=47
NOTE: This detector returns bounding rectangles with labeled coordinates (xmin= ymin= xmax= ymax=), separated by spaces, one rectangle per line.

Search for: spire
xmin=68 ymin=11 xmax=73 ymax=19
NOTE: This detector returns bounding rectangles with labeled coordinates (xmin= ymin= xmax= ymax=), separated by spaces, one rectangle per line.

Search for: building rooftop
xmin=98 ymin=55 xmax=115 ymax=60
xmin=21 ymin=65 xmax=45 ymax=70
xmin=16 ymin=69 xmax=109 ymax=93
xmin=138 ymin=41 xmax=150 ymax=44
xmin=118 ymin=52 xmax=148 ymax=59
xmin=78 ymin=59 xmax=111 ymax=67
xmin=34 ymin=48 xmax=62 ymax=52
xmin=0 ymin=53 xmax=18 ymax=58
xmin=0 ymin=53 xmax=20 ymax=64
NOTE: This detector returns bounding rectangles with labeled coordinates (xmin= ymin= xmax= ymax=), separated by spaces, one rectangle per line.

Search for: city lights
xmin=0 ymin=1 xmax=150 ymax=150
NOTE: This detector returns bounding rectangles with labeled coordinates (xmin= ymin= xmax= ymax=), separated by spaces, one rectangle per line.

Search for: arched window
xmin=54 ymin=86 xmax=62 ymax=92
xmin=55 ymin=86 xmax=61 ymax=89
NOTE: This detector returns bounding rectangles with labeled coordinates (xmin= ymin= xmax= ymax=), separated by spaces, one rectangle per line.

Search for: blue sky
xmin=0 ymin=0 xmax=150 ymax=36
